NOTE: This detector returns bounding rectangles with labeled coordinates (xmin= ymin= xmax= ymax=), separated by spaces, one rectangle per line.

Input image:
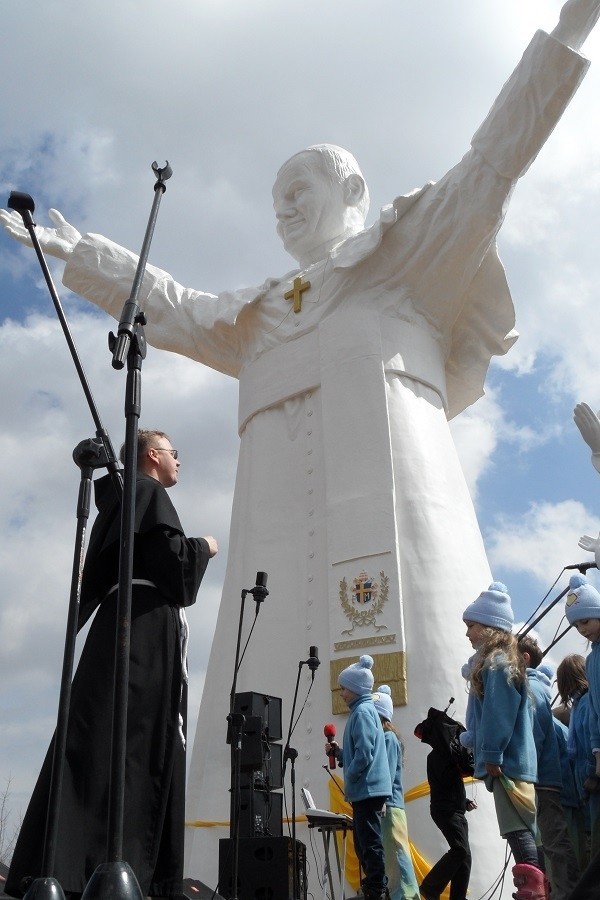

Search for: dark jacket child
xmin=414 ymin=706 xmax=474 ymax=900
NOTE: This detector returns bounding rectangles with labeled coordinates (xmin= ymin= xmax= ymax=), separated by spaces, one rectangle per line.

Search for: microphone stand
xmin=81 ymin=161 xmax=172 ymax=900
xmin=226 ymin=574 xmax=269 ymax=900
xmin=321 ymin=765 xmax=346 ymax=799
xmin=517 ymin=584 xmax=570 ymax=639
xmin=6 ymin=192 xmax=124 ymax=900
xmin=282 ymin=649 xmax=319 ymax=900
xmin=517 ymin=562 xmax=596 ymax=640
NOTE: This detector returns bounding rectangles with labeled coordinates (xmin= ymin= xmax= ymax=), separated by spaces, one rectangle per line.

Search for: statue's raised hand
xmin=578 ymin=533 xmax=600 ymax=554
xmin=578 ymin=532 xmax=600 ymax=569
xmin=574 ymin=402 xmax=600 ymax=475
xmin=552 ymin=0 xmax=600 ymax=51
xmin=0 ymin=207 xmax=81 ymax=261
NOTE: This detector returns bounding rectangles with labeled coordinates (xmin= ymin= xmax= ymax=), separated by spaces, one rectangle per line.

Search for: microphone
xmin=251 ymin=571 xmax=269 ymax=604
xmin=564 ymin=562 xmax=598 ymax=572
xmin=324 ymin=722 xmax=337 ymax=769
xmin=306 ymin=646 xmax=320 ymax=680
xmin=7 ymin=191 xmax=36 ymax=230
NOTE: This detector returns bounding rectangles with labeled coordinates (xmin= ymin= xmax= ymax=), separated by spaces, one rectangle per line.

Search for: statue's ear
xmin=343 ymin=173 xmax=366 ymax=208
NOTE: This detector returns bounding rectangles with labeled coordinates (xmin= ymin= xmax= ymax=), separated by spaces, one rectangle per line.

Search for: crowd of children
xmin=327 ymin=573 xmax=600 ymax=900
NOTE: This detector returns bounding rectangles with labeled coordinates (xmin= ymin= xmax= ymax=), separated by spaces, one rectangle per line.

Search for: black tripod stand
xmin=6 ymin=192 xmax=124 ymax=900
xmin=226 ymin=572 xmax=269 ymax=900
xmin=282 ymin=646 xmax=320 ymax=900
xmin=6 ymin=161 xmax=172 ymax=900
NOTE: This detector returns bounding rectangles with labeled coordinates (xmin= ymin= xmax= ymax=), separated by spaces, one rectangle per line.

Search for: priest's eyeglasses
xmin=153 ymin=448 xmax=179 ymax=459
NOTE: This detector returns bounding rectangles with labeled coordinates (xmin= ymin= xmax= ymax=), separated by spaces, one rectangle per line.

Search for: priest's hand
xmin=203 ymin=535 xmax=218 ymax=558
xmin=0 ymin=207 xmax=81 ymax=261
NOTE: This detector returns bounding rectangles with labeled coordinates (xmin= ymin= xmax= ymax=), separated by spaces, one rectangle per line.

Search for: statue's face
xmin=272 ymin=154 xmax=348 ymax=262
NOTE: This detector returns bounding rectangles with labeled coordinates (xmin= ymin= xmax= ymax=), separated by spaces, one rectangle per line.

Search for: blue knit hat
xmin=565 ymin=574 xmax=600 ymax=624
xmin=462 ymin=581 xmax=514 ymax=633
xmin=372 ymin=684 xmax=394 ymax=720
xmin=338 ymin=655 xmax=375 ymax=695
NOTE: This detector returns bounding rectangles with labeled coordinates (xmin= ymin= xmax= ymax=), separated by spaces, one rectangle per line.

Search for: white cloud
xmin=487 ymin=498 xmax=600 ymax=583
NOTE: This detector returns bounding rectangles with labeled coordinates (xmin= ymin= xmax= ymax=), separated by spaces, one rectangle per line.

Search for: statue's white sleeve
xmin=63 ymin=233 xmax=256 ymax=378
xmin=471 ymin=30 xmax=589 ymax=179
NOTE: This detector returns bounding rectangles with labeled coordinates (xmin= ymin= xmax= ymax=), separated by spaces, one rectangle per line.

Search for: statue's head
xmin=272 ymin=144 xmax=369 ymax=265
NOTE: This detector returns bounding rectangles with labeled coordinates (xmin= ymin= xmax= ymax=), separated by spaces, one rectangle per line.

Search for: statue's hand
xmin=578 ymin=532 xmax=600 ymax=570
xmin=552 ymin=0 xmax=600 ymax=51
xmin=0 ymin=207 xmax=81 ymax=261
xmin=574 ymin=402 xmax=600 ymax=464
xmin=578 ymin=533 xmax=600 ymax=553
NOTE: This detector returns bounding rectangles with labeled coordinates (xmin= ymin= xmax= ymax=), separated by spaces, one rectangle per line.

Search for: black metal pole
xmin=517 ymin=585 xmax=570 ymax=638
xmin=6 ymin=190 xmax=126 ymax=900
xmin=42 ymin=441 xmax=114 ymax=875
xmin=6 ymin=191 xmax=123 ymax=496
xmin=82 ymin=162 xmax=171 ymax=900
xmin=111 ymin=161 xmax=172 ymax=371
xmin=225 ymin=574 xmax=269 ymax=900
xmin=283 ymin=661 xmax=304 ymax=900
xmin=20 ymin=441 xmax=113 ymax=900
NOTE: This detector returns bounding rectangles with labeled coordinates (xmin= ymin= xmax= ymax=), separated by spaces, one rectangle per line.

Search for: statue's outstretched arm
xmin=0 ymin=207 xmax=81 ymax=261
xmin=574 ymin=402 xmax=600 ymax=474
xmin=552 ymin=0 xmax=600 ymax=50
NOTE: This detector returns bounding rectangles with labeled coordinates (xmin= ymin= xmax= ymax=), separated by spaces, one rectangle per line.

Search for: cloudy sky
xmin=2 ymin=0 xmax=600 ymax=853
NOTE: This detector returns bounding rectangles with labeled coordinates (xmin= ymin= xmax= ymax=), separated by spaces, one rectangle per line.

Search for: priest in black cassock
xmin=6 ymin=429 xmax=218 ymax=900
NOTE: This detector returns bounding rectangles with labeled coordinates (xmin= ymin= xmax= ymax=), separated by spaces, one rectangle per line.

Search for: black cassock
xmin=7 ymin=473 xmax=212 ymax=898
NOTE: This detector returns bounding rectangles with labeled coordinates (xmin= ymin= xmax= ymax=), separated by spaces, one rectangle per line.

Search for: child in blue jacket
xmin=556 ymin=652 xmax=598 ymax=868
xmin=372 ymin=685 xmax=419 ymax=900
xmin=326 ymin=655 xmax=391 ymax=900
xmin=461 ymin=583 xmax=541 ymax=900
xmin=562 ymin=574 xmax=600 ymax=899
xmin=517 ymin=635 xmax=580 ymax=899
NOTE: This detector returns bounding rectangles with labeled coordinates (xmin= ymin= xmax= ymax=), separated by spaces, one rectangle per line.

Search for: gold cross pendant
xmin=284 ymin=275 xmax=311 ymax=314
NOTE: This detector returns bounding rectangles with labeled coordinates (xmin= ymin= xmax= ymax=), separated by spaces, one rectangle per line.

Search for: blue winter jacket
xmin=553 ymin=717 xmax=580 ymax=809
xmin=469 ymin=653 xmax=537 ymax=783
xmin=339 ymin=695 xmax=392 ymax=802
xmin=568 ymin=691 xmax=596 ymax=799
xmin=383 ymin=729 xmax=405 ymax=809
xmin=586 ymin=640 xmax=600 ymax=752
xmin=527 ymin=668 xmax=562 ymax=789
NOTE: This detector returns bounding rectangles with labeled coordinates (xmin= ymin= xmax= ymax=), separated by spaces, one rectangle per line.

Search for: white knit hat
xmin=372 ymin=684 xmax=394 ymax=720
xmin=338 ymin=655 xmax=375 ymax=695
xmin=565 ymin=574 xmax=600 ymax=624
xmin=462 ymin=581 xmax=514 ymax=633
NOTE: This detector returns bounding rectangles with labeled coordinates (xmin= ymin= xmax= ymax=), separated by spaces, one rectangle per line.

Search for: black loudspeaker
xmin=234 ymin=692 xmax=283 ymax=741
xmin=233 ymin=788 xmax=283 ymax=838
xmin=218 ymin=836 xmax=307 ymax=900
xmin=239 ymin=741 xmax=283 ymax=791
xmin=240 ymin=716 xmax=266 ymax=771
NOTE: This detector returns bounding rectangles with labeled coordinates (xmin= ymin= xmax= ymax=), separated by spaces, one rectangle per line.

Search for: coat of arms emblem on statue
xmin=339 ymin=570 xmax=389 ymax=635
